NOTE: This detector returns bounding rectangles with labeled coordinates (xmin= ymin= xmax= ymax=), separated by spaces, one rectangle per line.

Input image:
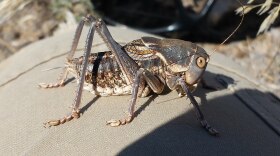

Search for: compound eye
xmin=196 ymin=57 xmax=206 ymax=68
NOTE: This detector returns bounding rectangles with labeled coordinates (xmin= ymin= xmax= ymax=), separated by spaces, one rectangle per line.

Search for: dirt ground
xmin=0 ymin=0 xmax=94 ymax=61
xmin=202 ymin=30 xmax=280 ymax=96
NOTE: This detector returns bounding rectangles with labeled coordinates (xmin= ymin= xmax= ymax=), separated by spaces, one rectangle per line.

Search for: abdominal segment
xmin=75 ymin=52 xmax=131 ymax=96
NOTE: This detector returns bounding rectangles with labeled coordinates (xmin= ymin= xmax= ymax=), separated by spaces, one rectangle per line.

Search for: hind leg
xmin=43 ymin=15 xmax=97 ymax=127
xmin=39 ymin=15 xmax=88 ymax=89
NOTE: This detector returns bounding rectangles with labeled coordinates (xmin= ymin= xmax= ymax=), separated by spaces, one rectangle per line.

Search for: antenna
xmin=209 ymin=0 xmax=245 ymax=56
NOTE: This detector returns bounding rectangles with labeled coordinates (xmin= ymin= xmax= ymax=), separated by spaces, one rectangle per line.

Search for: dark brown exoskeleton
xmin=40 ymin=15 xmax=228 ymax=136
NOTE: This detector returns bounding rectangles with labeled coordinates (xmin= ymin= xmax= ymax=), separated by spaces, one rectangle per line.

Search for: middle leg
xmin=106 ymin=68 xmax=165 ymax=127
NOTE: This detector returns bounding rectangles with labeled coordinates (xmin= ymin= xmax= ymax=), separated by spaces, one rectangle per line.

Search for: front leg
xmin=177 ymin=78 xmax=219 ymax=136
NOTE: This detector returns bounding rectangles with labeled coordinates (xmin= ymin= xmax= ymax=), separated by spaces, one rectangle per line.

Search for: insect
xmin=40 ymin=4 xmax=244 ymax=136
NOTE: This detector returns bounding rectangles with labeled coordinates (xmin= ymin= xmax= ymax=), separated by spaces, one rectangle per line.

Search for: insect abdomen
xmin=80 ymin=52 xmax=131 ymax=96
xmin=75 ymin=42 xmax=165 ymax=96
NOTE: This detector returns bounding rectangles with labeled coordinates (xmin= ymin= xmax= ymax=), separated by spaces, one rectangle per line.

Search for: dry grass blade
xmin=247 ymin=0 xmax=255 ymax=4
xmin=236 ymin=0 xmax=280 ymax=35
xmin=236 ymin=5 xmax=259 ymax=15
xmin=257 ymin=4 xmax=280 ymax=35
xmin=0 ymin=0 xmax=32 ymax=25
xmin=257 ymin=0 xmax=273 ymax=15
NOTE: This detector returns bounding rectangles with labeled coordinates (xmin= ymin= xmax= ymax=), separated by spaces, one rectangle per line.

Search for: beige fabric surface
xmin=0 ymin=26 xmax=280 ymax=156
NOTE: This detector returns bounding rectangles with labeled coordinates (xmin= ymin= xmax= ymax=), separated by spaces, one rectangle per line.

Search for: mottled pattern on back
xmin=72 ymin=39 xmax=165 ymax=96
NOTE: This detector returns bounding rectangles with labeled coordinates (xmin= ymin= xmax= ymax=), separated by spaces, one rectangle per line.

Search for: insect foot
xmin=43 ymin=109 xmax=80 ymax=128
xmin=106 ymin=115 xmax=133 ymax=127
xmin=38 ymin=82 xmax=65 ymax=89
xmin=39 ymin=67 xmax=69 ymax=89
xmin=200 ymin=120 xmax=219 ymax=136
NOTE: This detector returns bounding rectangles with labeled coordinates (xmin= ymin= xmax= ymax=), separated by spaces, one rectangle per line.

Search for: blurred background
xmin=0 ymin=0 xmax=279 ymax=95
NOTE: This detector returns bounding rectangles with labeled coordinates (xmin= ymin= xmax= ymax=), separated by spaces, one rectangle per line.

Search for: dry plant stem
xmin=259 ymin=51 xmax=279 ymax=78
